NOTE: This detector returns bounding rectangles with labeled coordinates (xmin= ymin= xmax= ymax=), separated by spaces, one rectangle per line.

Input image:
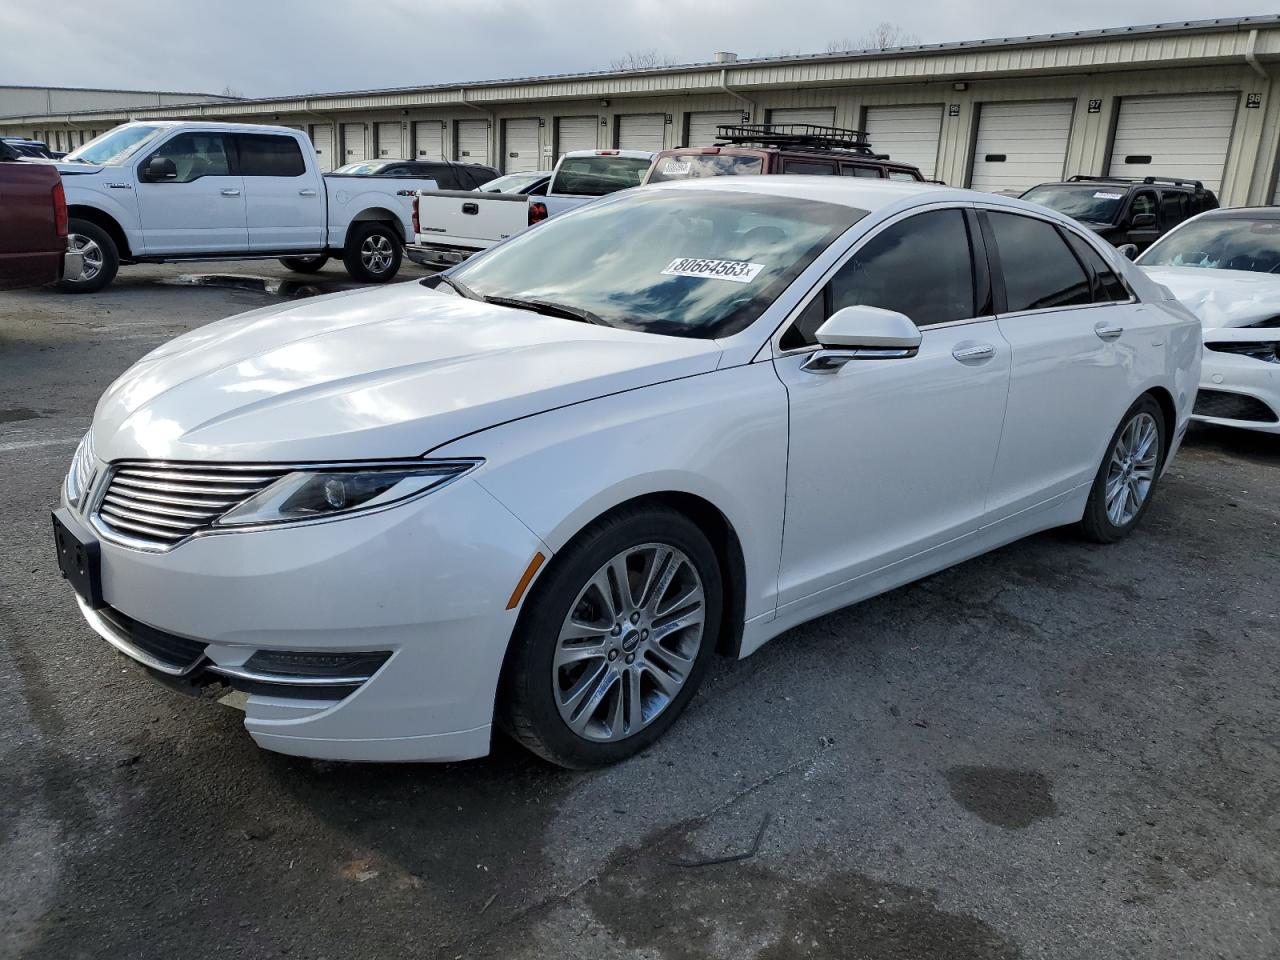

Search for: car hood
xmin=1139 ymin=266 xmax=1280 ymax=329
xmin=53 ymin=161 xmax=106 ymax=175
xmin=92 ymin=282 xmax=722 ymax=463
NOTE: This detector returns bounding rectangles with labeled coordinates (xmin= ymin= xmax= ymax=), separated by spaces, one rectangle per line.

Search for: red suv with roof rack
xmin=643 ymin=123 xmax=926 ymax=184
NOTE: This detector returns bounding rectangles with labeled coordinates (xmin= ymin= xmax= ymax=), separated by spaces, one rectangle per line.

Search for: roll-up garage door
xmin=413 ymin=121 xmax=445 ymax=161
xmin=686 ymin=111 xmax=740 ymax=146
xmin=1108 ymin=94 xmax=1237 ymax=193
xmin=555 ymin=116 xmax=597 ymax=159
xmin=969 ymin=100 xmax=1074 ymax=195
xmin=456 ymin=119 xmax=490 ymax=165
xmin=341 ymin=123 xmax=367 ymax=163
xmin=616 ymin=114 xmax=665 ymax=151
xmin=502 ymin=118 xmax=541 ymax=173
xmin=767 ymin=107 xmax=837 ymax=127
xmin=309 ymin=125 xmax=334 ymax=171
xmin=864 ymin=105 xmax=943 ymax=179
xmin=376 ymin=121 xmax=402 ymax=159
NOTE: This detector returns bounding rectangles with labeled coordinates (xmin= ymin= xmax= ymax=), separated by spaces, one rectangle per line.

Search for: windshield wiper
xmin=433 ymin=274 xmax=484 ymax=301
xmin=484 ymin=295 xmax=609 ymax=327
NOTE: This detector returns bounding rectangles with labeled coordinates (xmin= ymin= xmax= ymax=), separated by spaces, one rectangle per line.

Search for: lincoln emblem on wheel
xmin=54 ymin=176 xmax=1199 ymax=767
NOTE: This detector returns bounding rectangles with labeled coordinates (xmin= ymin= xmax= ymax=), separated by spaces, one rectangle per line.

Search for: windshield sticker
xmin=661 ymin=159 xmax=692 ymax=176
xmin=661 ymin=258 xmax=765 ymax=284
xmin=1093 ymin=192 xmax=1125 ymax=200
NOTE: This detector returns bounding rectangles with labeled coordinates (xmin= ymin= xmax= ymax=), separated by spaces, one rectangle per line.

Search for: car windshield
xmin=647 ymin=154 xmax=765 ymax=183
xmin=445 ymin=189 xmax=862 ymax=339
xmin=479 ymin=172 xmax=547 ymax=193
xmin=333 ymin=161 xmax=385 ymax=175
xmin=1021 ymin=184 xmax=1125 ymax=224
xmin=1138 ymin=217 xmax=1280 ymax=274
xmin=550 ymin=155 xmax=652 ymax=197
xmin=66 ymin=125 xmax=164 ymax=165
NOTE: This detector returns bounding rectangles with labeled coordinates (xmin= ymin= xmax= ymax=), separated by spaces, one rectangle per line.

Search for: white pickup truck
xmin=408 ymin=149 xmax=654 ymax=266
xmin=53 ymin=121 xmax=439 ymax=292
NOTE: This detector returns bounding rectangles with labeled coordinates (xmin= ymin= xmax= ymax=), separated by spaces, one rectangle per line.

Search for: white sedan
xmin=53 ymin=178 xmax=1200 ymax=768
xmin=1137 ymin=207 xmax=1280 ymax=434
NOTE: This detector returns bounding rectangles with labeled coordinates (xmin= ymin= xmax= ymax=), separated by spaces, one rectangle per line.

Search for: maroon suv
xmin=643 ymin=123 xmax=925 ymax=184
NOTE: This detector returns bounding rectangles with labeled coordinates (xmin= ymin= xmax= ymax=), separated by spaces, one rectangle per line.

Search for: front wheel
xmin=278 ymin=255 xmax=329 ymax=273
xmin=57 ymin=219 xmax=119 ymax=293
xmin=342 ymin=223 xmax=402 ymax=283
xmin=500 ymin=504 xmax=722 ymax=769
xmin=1080 ymin=395 xmax=1166 ymax=543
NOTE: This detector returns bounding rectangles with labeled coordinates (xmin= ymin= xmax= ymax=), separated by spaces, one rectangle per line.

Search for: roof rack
xmin=714 ymin=123 xmax=883 ymax=157
xmin=1066 ymin=173 xmax=1206 ymax=189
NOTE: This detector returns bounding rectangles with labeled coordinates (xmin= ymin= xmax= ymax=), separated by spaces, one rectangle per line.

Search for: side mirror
xmin=142 ymin=156 xmax=177 ymax=181
xmin=1116 ymin=243 xmax=1139 ymax=261
xmin=804 ymin=305 xmax=921 ymax=373
xmin=1130 ymin=212 xmax=1157 ymax=230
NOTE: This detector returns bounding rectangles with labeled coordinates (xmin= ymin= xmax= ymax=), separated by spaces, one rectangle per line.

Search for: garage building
xmin=4 ymin=16 xmax=1280 ymax=205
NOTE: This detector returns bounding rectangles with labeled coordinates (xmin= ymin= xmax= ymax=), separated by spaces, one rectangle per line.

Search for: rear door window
xmin=1063 ymin=232 xmax=1131 ymax=303
xmin=841 ymin=164 xmax=883 ymax=177
xmin=236 ymin=134 xmax=306 ymax=177
xmin=987 ymin=211 xmax=1092 ymax=312
xmin=1159 ymin=191 xmax=1190 ymax=229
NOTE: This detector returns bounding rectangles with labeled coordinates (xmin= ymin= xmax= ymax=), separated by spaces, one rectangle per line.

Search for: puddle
xmin=944 ymin=766 xmax=1057 ymax=830
xmin=157 ymin=274 xmax=351 ymax=300
xmin=0 ymin=407 xmax=43 ymax=424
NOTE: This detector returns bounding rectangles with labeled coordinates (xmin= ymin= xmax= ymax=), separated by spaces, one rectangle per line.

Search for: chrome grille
xmin=95 ymin=463 xmax=290 ymax=547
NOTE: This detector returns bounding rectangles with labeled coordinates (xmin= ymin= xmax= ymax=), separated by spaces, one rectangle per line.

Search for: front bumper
xmin=60 ymin=476 xmax=549 ymax=761
xmin=1194 ymin=348 xmax=1280 ymax=435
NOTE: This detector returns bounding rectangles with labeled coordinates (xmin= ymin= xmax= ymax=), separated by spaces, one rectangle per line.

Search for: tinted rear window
xmin=237 ymin=134 xmax=306 ymax=177
xmin=647 ymin=154 xmax=764 ymax=182
xmin=988 ymin=212 xmax=1092 ymax=312
xmin=551 ymin=156 xmax=652 ymax=196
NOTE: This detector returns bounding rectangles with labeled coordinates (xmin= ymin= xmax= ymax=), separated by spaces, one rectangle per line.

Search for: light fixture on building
xmin=600 ymin=99 xmax=610 ymax=107
xmin=953 ymin=81 xmax=968 ymax=91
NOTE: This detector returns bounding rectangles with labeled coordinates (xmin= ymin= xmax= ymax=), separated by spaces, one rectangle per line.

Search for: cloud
xmin=3 ymin=0 xmax=1268 ymax=98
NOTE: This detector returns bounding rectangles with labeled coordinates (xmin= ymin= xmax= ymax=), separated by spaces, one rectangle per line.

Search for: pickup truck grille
xmin=96 ymin=463 xmax=289 ymax=548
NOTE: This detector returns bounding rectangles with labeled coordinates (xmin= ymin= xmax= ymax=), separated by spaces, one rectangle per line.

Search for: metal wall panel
xmin=969 ymin=100 xmax=1075 ymax=194
xmin=1107 ymin=93 xmax=1239 ymax=191
xmin=864 ymin=104 xmax=943 ymax=178
xmin=502 ymin=117 xmax=541 ymax=172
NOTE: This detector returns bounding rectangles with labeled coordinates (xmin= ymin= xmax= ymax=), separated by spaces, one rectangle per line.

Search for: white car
xmin=53 ymin=178 xmax=1199 ymax=768
xmin=1137 ymin=207 xmax=1280 ymax=434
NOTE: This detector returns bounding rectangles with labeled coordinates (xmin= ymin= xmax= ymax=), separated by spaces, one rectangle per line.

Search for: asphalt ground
xmin=1 ymin=261 xmax=1277 ymax=960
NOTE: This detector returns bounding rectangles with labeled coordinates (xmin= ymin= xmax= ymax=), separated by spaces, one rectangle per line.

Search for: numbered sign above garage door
xmin=767 ymin=107 xmax=836 ymax=127
xmin=686 ymin=111 xmax=740 ymax=147
xmin=503 ymin=118 xmax=541 ymax=173
xmin=864 ymin=105 xmax=943 ymax=179
xmin=376 ymin=122 xmax=402 ymax=159
xmin=969 ymin=100 xmax=1074 ymax=195
xmin=341 ymin=123 xmax=367 ymax=163
xmin=456 ymin=119 xmax=490 ymax=165
xmin=1107 ymin=93 xmax=1238 ymax=193
xmin=616 ymin=114 xmax=665 ymax=151
xmin=555 ymin=116 xmax=597 ymax=159
xmin=413 ymin=121 xmax=445 ymax=161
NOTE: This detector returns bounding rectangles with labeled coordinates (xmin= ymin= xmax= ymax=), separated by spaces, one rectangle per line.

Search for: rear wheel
xmin=278 ymin=255 xmax=328 ymax=273
xmin=500 ymin=504 xmax=722 ymax=769
xmin=342 ymin=223 xmax=401 ymax=283
xmin=1080 ymin=395 xmax=1166 ymax=543
xmin=57 ymin=219 xmax=118 ymax=293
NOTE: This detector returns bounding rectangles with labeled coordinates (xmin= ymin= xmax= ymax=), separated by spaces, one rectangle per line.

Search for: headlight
xmin=64 ymin=431 xmax=96 ymax=509
xmin=215 ymin=460 xmax=479 ymax=527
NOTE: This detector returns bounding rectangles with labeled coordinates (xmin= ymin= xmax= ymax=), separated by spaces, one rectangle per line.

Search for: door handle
xmin=461 ymin=202 xmax=479 ymax=215
xmin=220 ymin=188 xmax=241 ymax=197
xmin=952 ymin=343 xmax=995 ymax=362
xmin=298 ymin=188 xmax=317 ymax=197
xmin=1094 ymin=322 xmax=1124 ymax=341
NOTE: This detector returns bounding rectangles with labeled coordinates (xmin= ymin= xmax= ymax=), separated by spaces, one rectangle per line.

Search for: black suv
xmin=1020 ymin=175 xmax=1218 ymax=253
xmin=330 ymin=158 xmax=499 ymax=189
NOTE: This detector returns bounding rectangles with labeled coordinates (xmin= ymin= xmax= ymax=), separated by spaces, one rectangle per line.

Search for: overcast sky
xmin=3 ymin=1 xmax=1271 ymax=98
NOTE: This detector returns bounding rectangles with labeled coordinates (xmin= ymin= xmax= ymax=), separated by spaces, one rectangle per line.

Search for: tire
xmin=1080 ymin=395 xmax=1166 ymax=543
xmin=57 ymin=219 xmax=119 ymax=293
xmin=341 ymin=222 xmax=402 ymax=283
xmin=278 ymin=255 xmax=329 ymax=273
xmin=500 ymin=503 xmax=723 ymax=769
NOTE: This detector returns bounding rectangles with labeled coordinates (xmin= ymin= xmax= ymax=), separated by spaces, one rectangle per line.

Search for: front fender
xmin=429 ymin=362 xmax=788 ymax=623
xmin=63 ymin=181 xmax=143 ymax=254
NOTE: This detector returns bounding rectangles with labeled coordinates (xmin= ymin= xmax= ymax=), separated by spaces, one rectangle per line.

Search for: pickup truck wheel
xmin=58 ymin=220 xmax=118 ymax=294
xmin=278 ymin=255 xmax=329 ymax=274
xmin=343 ymin=223 xmax=402 ymax=283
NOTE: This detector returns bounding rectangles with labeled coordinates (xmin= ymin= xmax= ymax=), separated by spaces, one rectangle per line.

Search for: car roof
xmin=563 ymin=149 xmax=655 ymax=160
xmin=1197 ymin=206 xmax=1280 ymax=220
xmin=111 ymin=119 xmax=308 ymax=135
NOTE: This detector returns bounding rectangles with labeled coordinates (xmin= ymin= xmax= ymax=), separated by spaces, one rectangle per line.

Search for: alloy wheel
xmin=1104 ymin=411 xmax=1159 ymax=526
xmin=553 ymin=543 xmax=706 ymax=742
xmin=68 ymin=233 xmax=102 ymax=282
xmin=360 ymin=234 xmax=394 ymax=274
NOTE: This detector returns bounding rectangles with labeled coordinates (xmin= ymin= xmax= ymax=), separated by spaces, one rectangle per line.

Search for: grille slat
xmin=95 ymin=463 xmax=288 ymax=547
